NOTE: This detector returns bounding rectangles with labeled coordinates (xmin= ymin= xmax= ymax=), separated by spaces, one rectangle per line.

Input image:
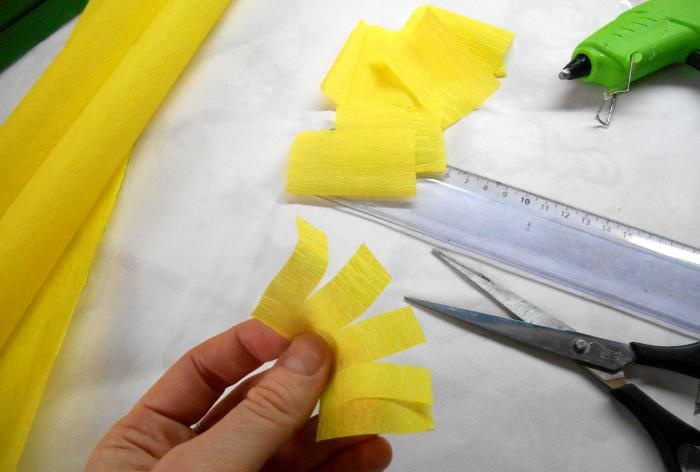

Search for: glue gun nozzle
xmin=559 ymin=54 xmax=591 ymax=80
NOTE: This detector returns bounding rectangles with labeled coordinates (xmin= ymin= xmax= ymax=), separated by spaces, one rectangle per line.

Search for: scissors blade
xmin=406 ymin=297 xmax=636 ymax=373
xmin=432 ymin=249 xmax=571 ymax=331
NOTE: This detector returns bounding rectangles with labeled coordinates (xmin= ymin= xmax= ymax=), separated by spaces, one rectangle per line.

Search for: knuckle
xmin=243 ymin=380 xmax=300 ymax=429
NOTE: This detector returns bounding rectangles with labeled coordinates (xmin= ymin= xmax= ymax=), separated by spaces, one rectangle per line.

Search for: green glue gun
xmin=559 ymin=0 xmax=700 ymax=125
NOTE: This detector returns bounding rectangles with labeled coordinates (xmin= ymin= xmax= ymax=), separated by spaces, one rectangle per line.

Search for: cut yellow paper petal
xmin=322 ymin=362 xmax=433 ymax=409
xmin=301 ymin=244 xmax=390 ymax=334
xmin=0 ymin=0 xmax=232 ymax=349
xmin=251 ymin=217 xmax=328 ymax=339
xmin=335 ymin=306 xmax=425 ymax=368
xmin=317 ymin=398 xmax=434 ymax=441
xmin=287 ymin=129 xmax=416 ymax=197
xmin=321 ymin=21 xmax=417 ymax=108
xmin=0 ymin=161 xmax=127 ymax=472
xmin=406 ymin=6 xmax=514 ymax=77
xmin=335 ymin=106 xmax=446 ymax=174
xmin=385 ymin=9 xmax=500 ymax=128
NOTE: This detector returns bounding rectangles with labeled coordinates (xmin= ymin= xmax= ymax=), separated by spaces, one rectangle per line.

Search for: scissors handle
xmin=631 ymin=341 xmax=700 ymax=380
xmin=611 ymin=384 xmax=700 ymax=472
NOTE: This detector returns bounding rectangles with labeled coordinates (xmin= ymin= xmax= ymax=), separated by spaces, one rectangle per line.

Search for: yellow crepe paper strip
xmin=335 ymin=106 xmax=446 ymax=174
xmin=405 ymin=6 xmax=514 ymax=78
xmin=384 ymin=8 xmax=500 ymax=128
xmin=251 ymin=217 xmax=433 ymax=440
xmin=321 ymin=21 xmax=417 ymax=108
xmin=0 ymin=0 xmax=231 ymax=468
xmin=318 ymin=399 xmax=433 ymax=440
xmin=250 ymin=218 xmax=329 ymax=338
xmin=287 ymin=129 xmax=416 ymax=197
xmin=292 ymin=6 xmax=513 ymax=196
xmin=322 ymin=362 xmax=433 ymax=409
xmin=301 ymin=244 xmax=391 ymax=334
xmin=334 ymin=306 xmax=425 ymax=368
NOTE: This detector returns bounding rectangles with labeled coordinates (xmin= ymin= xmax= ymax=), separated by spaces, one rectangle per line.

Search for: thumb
xmin=169 ymin=333 xmax=332 ymax=471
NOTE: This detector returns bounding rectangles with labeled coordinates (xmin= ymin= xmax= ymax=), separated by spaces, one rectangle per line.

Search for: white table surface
xmin=2 ymin=0 xmax=699 ymax=470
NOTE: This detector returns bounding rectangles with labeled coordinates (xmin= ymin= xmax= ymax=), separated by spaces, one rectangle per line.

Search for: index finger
xmin=134 ymin=319 xmax=289 ymax=425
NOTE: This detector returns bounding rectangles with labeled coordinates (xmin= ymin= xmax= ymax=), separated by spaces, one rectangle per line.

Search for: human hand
xmin=86 ymin=319 xmax=392 ymax=471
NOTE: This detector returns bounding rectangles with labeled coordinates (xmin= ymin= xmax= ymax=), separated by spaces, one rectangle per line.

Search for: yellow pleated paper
xmin=405 ymin=6 xmax=514 ymax=78
xmin=321 ymin=21 xmax=417 ymax=108
xmin=335 ymin=106 xmax=446 ymax=174
xmin=251 ymin=217 xmax=433 ymax=440
xmin=385 ymin=8 xmax=501 ymax=128
xmin=0 ymin=0 xmax=231 ymax=349
xmin=0 ymin=162 xmax=127 ymax=472
xmin=287 ymin=130 xmax=417 ymax=197
xmin=0 ymin=0 xmax=231 ymax=468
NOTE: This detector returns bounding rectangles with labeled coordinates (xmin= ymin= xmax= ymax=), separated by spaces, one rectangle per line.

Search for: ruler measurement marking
xmin=440 ymin=166 xmax=699 ymax=255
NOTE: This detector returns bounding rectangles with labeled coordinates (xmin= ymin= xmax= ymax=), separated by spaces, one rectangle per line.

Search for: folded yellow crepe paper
xmin=0 ymin=0 xmax=231 ymax=468
xmin=406 ymin=6 xmax=514 ymax=78
xmin=335 ymin=106 xmax=446 ymax=174
xmin=0 ymin=0 xmax=231 ymax=350
xmin=0 ymin=161 xmax=127 ymax=472
xmin=251 ymin=217 xmax=433 ymax=440
xmin=287 ymin=129 xmax=416 ymax=197
xmin=0 ymin=0 xmax=168 ymax=217
xmin=384 ymin=8 xmax=500 ymax=128
xmin=321 ymin=21 xmax=417 ymax=108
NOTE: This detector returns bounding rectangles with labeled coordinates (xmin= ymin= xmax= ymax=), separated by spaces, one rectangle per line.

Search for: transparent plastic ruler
xmin=327 ymin=165 xmax=700 ymax=337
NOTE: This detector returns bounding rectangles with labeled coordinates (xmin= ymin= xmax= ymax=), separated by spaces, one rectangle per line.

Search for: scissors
xmin=407 ymin=249 xmax=700 ymax=472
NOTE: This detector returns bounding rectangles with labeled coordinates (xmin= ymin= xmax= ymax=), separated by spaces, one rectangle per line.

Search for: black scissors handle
xmin=612 ymin=383 xmax=700 ymax=472
xmin=630 ymin=341 xmax=700 ymax=380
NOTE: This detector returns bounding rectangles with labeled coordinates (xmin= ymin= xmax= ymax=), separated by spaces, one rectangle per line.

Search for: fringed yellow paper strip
xmin=252 ymin=217 xmax=433 ymax=440
xmin=384 ymin=8 xmax=500 ymax=128
xmin=335 ymin=106 xmax=446 ymax=174
xmin=321 ymin=21 xmax=417 ymax=108
xmin=0 ymin=0 xmax=231 ymax=468
xmin=287 ymin=130 xmax=416 ymax=196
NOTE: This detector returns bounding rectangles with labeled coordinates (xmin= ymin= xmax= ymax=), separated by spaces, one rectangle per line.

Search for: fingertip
xmin=360 ymin=436 xmax=393 ymax=471
xmin=323 ymin=436 xmax=392 ymax=472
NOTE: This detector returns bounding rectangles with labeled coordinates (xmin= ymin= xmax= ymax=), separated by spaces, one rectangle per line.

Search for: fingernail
xmin=279 ymin=334 xmax=325 ymax=376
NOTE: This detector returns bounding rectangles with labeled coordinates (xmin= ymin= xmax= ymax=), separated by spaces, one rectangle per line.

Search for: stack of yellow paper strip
xmin=0 ymin=0 xmax=230 ymax=469
xmin=287 ymin=5 xmax=514 ymax=197
xmin=252 ymin=217 xmax=433 ymax=440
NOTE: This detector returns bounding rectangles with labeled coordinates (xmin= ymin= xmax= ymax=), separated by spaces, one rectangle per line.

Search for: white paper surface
xmin=1 ymin=0 xmax=698 ymax=470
